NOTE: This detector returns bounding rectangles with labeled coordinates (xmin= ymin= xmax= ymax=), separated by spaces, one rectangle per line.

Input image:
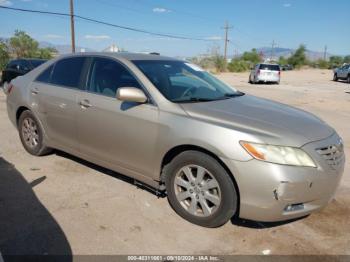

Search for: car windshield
xmin=133 ymin=60 xmax=243 ymax=103
xmin=30 ymin=60 xmax=46 ymax=68
xmin=259 ymin=64 xmax=280 ymax=71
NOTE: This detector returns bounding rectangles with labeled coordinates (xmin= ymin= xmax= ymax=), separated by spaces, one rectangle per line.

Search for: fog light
xmin=284 ymin=203 xmax=304 ymax=212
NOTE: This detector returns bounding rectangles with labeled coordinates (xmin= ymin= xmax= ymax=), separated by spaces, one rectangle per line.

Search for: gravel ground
xmin=0 ymin=69 xmax=349 ymax=256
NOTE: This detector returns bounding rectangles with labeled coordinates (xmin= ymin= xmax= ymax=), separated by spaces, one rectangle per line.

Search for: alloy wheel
xmin=21 ymin=117 xmax=39 ymax=149
xmin=174 ymin=165 xmax=221 ymax=217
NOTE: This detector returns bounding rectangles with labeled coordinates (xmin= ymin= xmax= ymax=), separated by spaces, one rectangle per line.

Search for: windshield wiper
xmin=223 ymin=91 xmax=245 ymax=97
xmin=173 ymin=97 xmax=217 ymax=103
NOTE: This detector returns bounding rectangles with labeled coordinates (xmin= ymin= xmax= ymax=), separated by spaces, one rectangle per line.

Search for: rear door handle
xmin=79 ymin=99 xmax=92 ymax=109
xmin=31 ymin=88 xmax=39 ymax=95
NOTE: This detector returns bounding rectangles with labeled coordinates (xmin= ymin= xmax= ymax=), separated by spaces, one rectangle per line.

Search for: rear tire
xmin=333 ymin=74 xmax=338 ymax=81
xmin=18 ymin=110 xmax=52 ymax=156
xmin=347 ymin=75 xmax=350 ymax=84
xmin=164 ymin=151 xmax=238 ymax=228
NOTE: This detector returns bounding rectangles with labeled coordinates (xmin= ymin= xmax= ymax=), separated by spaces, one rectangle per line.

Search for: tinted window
xmin=36 ymin=65 xmax=54 ymax=83
xmin=51 ymin=57 xmax=86 ymax=88
xmin=88 ymin=57 xmax=141 ymax=97
xmin=18 ymin=60 xmax=30 ymax=70
xmin=30 ymin=59 xmax=46 ymax=68
xmin=134 ymin=60 xmax=242 ymax=102
xmin=7 ymin=61 xmax=18 ymax=69
xmin=259 ymin=64 xmax=280 ymax=71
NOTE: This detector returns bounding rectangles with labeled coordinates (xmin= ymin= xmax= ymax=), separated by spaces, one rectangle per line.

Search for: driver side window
xmin=87 ymin=57 xmax=141 ymax=97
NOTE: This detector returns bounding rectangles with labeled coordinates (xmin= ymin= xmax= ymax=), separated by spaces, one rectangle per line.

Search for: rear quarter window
xmin=36 ymin=65 xmax=54 ymax=83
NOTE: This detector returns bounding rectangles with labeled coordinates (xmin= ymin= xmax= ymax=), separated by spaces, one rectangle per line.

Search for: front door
xmin=77 ymin=57 xmax=159 ymax=178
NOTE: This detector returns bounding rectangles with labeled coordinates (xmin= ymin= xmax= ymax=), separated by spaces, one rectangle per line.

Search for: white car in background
xmin=249 ymin=63 xmax=281 ymax=84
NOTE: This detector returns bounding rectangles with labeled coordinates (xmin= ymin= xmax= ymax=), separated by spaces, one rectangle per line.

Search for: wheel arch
xmin=16 ymin=106 xmax=30 ymax=127
xmin=160 ymin=144 xmax=241 ymax=217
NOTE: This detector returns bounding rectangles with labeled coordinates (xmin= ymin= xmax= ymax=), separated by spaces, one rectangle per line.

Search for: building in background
xmin=102 ymin=44 xmax=119 ymax=53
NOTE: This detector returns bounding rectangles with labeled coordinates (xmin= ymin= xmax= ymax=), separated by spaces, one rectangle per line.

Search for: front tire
xmin=18 ymin=110 xmax=51 ymax=156
xmin=164 ymin=151 xmax=238 ymax=228
xmin=347 ymin=75 xmax=350 ymax=84
xmin=333 ymin=74 xmax=338 ymax=81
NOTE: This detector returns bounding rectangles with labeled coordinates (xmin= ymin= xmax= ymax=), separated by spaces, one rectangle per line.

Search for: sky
xmin=0 ymin=0 xmax=349 ymax=57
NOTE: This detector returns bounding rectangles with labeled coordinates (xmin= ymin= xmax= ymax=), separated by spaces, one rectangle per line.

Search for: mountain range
xmin=254 ymin=47 xmax=331 ymax=61
xmin=0 ymin=37 xmax=343 ymax=60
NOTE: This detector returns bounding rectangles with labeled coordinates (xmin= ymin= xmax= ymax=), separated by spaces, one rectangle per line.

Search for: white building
xmin=102 ymin=44 xmax=119 ymax=53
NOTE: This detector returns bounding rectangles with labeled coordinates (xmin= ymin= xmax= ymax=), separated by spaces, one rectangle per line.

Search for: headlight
xmin=240 ymin=141 xmax=316 ymax=167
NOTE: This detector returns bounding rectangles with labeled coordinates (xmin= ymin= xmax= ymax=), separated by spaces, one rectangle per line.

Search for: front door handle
xmin=79 ymin=99 xmax=92 ymax=109
xmin=31 ymin=88 xmax=39 ymax=95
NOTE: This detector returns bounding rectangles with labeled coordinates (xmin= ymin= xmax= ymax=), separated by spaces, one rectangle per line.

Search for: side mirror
xmin=117 ymin=87 xmax=148 ymax=103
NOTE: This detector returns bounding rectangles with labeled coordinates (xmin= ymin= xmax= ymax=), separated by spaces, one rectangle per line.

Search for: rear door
xmin=76 ymin=56 xmax=159 ymax=178
xmin=31 ymin=57 xmax=87 ymax=151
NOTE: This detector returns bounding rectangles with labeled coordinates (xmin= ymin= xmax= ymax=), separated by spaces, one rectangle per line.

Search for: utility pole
xmin=222 ymin=21 xmax=233 ymax=63
xmin=271 ymin=40 xmax=276 ymax=60
xmin=70 ymin=0 xmax=76 ymax=53
xmin=323 ymin=45 xmax=327 ymax=60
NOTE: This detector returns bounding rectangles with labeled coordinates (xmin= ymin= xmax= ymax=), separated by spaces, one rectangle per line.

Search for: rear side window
xmin=51 ymin=57 xmax=86 ymax=88
xmin=259 ymin=64 xmax=280 ymax=71
xmin=7 ymin=61 xmax=18 ymax=69
xmin=30 ymin=60 xmax=46 ymax=69
xmin=36 ymin=65 xmax=54 ymax=83
xmin=18 ymin=60 xmax=30 ymax=71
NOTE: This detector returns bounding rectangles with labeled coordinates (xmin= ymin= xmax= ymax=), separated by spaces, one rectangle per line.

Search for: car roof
xmin=60 ymin=52 xmax=181 ymax=62
xmin=259 ymin=63 xmax=279 ymax=65
xmin=9 ymin=58 xmax=47 ymax=62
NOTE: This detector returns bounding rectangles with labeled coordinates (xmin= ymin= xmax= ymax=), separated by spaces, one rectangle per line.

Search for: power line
xmin=0 ymin=5 xmax=216 ymax=42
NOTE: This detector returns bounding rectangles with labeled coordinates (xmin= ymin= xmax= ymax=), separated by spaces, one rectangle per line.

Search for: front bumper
xmin=222 ymin=133 xmax=345 ymax=222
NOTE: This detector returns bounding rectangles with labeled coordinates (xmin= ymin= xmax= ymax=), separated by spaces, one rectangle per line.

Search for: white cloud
xmin=0 ymin=0 xmax=12 ymax=6
xmin=44 ymin=34 xmax=63 ymax=39
xmin=152 ymin=7 xmax=171 ymax=13
xmin=283 ymin=3 xmax=291 ymax=7
xmin=85 ymin=35 xmax=111 ymax=40
xmin=205 ymin=36 xmax=222 ymax=40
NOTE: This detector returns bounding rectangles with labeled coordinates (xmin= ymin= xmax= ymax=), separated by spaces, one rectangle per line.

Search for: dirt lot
xmin=0 ymin=69 xmax=349 ymax=256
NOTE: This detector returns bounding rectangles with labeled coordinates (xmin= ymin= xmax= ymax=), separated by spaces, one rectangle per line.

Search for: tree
xmin=241 ymin=48 xmax=261 ymax=65
xmin=278 ymin=56 xmax=288 ymax=65
xmin=315 ymin=59 xmax=329 ymax=69
xmin=213 ymin=55 xmax=226 ymax=73
xmin=36 ymin=47 xmax=57 ymax=59
xmin=227 ymin=59 xmax=250 ymax=72
xmin=0 ymin=40 xmax=10 ymax=71
xmin=342 ymin=55 xmax=350 ymax=64
xmin=329 ymin=56 xmax=343 ymax=68
xmin=287 ymin=45 xmax=307 ymax=69
xmin=9 ymin=30 xmax=39 ymax=58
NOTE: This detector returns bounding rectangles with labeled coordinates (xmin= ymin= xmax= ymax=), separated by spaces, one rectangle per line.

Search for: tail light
xmin=257 ymin=69 xmax=261 ymax=75
xmin=5 ymin=83 xmax=14 ymax=95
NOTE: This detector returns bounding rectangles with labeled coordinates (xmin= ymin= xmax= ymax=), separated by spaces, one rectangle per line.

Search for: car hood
xmin=180 ymin=94 xmax=334 ymax=147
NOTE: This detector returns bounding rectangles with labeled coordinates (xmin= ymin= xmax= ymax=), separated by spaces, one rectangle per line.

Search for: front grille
xmin=316 ymin=142 xmax=344 ymax=169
